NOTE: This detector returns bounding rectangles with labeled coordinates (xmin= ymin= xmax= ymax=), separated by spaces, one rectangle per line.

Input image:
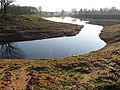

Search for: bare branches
xmin=0 ymin=43 xmax=25 ymax=59
xmin=0 ymin=0 xmax=14 ymax=4
xmin=0 ymin=0 xmax=15 ymax=14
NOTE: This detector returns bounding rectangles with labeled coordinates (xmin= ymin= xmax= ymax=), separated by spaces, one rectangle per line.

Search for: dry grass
xmin=0 ymin=15 xmax=83 ymax=42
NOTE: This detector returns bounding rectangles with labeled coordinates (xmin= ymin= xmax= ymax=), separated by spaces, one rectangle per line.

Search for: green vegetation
xmin=69 ymin=67 xmax=91 ymax=74
xmin=73 ymin=74 xmax=84 ymax=80
xmin=5 ymin=65 xmax=21 ymax=71
xmin=93 ymin=62 xmax=103 ymax=67
xmin=20 ymin=15 xmax=39 ymax=22
xmin=95 ymin=82 xmax=112 ymax=89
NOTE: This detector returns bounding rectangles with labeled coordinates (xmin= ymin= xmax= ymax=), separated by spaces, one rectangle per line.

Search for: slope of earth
xmin=0 ymin=15 xmax=83 ymax=42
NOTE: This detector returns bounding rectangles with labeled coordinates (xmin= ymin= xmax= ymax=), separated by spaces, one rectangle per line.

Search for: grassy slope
xmin=88 ymin=19 xmax=120 ymax=26
xmin=0 ymin=17 xmax=120 ymax=89
xmin=0 ymin=15 xmax=83 ymax=42
xmin=0 ymin=42 xmax=119 ymax=89
xmin=100 ymin=24 xmax=120 ymax=43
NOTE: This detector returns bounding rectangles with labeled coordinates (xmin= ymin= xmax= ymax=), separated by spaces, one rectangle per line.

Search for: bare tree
xmin=61 ymin=10 xmax=65 ymax=16
xmin=38 ymin=6 xmax=42 ymax=14
xmin=0 ymin=0 xmax=4 ymax=13
xmin=0 ymin=0 xmax=15 ymax=14
xmin=0 ymin=43 xmax=25 ymax=59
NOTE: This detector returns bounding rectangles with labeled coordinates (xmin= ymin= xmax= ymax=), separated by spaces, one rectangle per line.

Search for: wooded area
xmin=0 ymin=2 xmax=38 ymax=15
xmin=0 ymin=0 xmax=14 ymax=14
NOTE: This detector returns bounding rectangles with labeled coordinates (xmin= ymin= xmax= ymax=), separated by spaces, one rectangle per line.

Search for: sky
xmin=13 ymin=0 xmax=120 ymax=11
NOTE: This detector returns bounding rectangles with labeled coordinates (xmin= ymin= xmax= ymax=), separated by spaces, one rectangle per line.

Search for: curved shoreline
xmin=0 ymin=17 xmax=120 ymax=89
xmin=0 ymin=15 xmax=83 ymax=42
xmin=100 ymin=24 xmax=120 ymax=44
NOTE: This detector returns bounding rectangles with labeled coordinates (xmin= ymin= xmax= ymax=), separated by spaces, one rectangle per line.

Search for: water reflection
xmin=0 ymin=43 xmax=25 ymax=59
xmin=61 ymin=16 xmax=65 ymax=19
xmin=0 ymin=17 xmax=106 ymax=59
xmin=72 ymin=18 xmax=77 ymax=22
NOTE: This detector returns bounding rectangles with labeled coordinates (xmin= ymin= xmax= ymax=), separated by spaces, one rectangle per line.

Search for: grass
xmin=20 ymin=15 xmax=39 ymax=22
xmin=62 ymin=86 xmax=72 ymax=89
xmin=73 ymin=74 xmax=84 ymax=80
xmin=93 ymin=62 xmax=104 ymax=67
xmin=27 ymin=66 xmax=55 ymax=73
xmin=0 ymin=14 xmax=83 ymax=42
xmin=95 ymin=82 xmax=112 ymax=89
xmin=69 ymin=67 xmax=91 ymax=74
xmin=5 ymin=65 xmax=21 ymax=71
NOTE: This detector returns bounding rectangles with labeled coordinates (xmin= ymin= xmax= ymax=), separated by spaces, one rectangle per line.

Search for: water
xmin=0 ymin=17 xmax=106 ymax=59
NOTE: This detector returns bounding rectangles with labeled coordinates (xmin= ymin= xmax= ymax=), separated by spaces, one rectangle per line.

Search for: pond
xmin=0 ymin=17 xmax=106 ymax=59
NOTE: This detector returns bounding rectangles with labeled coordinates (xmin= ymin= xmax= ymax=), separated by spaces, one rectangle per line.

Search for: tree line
xmin=41 ymin=7 xmax=120 ymax=18
xmin=0 ymin=0 xmax=38 ymax=15
xmin=8 ymin=4 xmax=38 ymax=15
xmin=0 ymin=4 xmax=38 ymax=15
xmin=70 ymin=7 xmax=120 ymax=19
xmin=78 ymin=7 xmax=120 ymax=15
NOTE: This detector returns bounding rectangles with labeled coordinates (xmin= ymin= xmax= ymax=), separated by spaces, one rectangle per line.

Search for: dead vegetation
xmin=0 ymin=15 xmax=83 ymax=42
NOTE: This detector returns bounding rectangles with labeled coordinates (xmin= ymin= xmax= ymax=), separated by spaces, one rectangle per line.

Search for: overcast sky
xmin=13 ymin=0 xmax=120 ymax=11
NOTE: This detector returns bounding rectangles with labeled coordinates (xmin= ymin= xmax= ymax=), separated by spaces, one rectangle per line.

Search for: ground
xmin=0 ymin=41 xmax=119 ymax=90
xmin=88 ymin=19 xmax=120 ymax=26
xmin=0 ymin=15 xmax=120 ymax=90
xmin=0 ymin=15 xmax=83 ymax=42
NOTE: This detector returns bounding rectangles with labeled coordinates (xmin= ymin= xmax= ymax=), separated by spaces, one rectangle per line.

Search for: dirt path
xmin=0 ymin=67 xmax=29 ymax=90
xmin=8 ymin=67 xmax=30 ymax=90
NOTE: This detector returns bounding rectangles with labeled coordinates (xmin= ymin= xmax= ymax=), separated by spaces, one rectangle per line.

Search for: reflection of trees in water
xmin=61 ymin=16 xmax=65 ymax=19
xmin=0 ymin=43 xmax=25 ymax=59
xmin=72 ymin=18 xmax=77 ymax=22
xmin=72 ymin=18 xmax=82 ymax=22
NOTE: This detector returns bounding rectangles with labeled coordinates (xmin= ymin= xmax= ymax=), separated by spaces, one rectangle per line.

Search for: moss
xmin=70 ymin=67 xmax=91 ymax=74
xmin=44 ymin=84 xmax=58 ymax=89
xmin=62 ymin=86 xmax=72 ymax=89
xmin=89 ymin=76 xmax=102 ymax=82
xmin=67 ymin=72 xmax=75 ymax=77
xmin=95 ymin=82 xmax=112 ymax=89
xmin=66 ymin=71 xmax=84 ymax=80
xmin=114 ymin=55 xmax=120 ymax=59
xmin=0 ymin=66 xmax=4 ymax=69
xmin=93 ymin=62 xmax=103 ymax=67
xmin=62 ymin=78 xmax=74 ymax=86
xmin=117 ymin=81 xmax=120 ymax=84
xmin=20 ymin=15 xmax=39 ymax=22
xmin=27 ymin=66 xmax=54 ymax=73
xmin=78 ymin=88 xmax=86 ymax=90
xmin=5 ymin=65 xmax=20 ymax=71
xmin=73 ymin=74 xmax=84 ymax=80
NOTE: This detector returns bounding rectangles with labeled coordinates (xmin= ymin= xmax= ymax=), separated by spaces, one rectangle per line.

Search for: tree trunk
xmin=4 ymin=4 xmax=8 ymax=14
xmin=0 ymin=1 xmax=4 ymax=14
